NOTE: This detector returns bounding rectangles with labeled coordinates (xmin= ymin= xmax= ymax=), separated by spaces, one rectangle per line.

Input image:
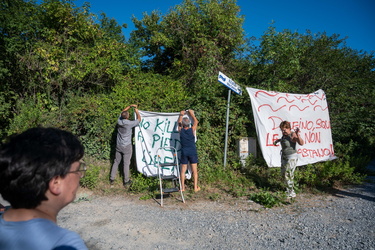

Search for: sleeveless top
xmin=179 ymin=128 xmax=197 ymax=156
xmin=280 ymin=134 xmax=297 ymax=156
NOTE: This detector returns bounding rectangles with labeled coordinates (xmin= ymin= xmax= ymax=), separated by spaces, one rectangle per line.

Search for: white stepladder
xmin=156 ymin=146 xmax=185 ymax=207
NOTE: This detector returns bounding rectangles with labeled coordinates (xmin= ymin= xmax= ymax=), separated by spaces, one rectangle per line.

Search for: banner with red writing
xmin=247 ymin=88 xmax=336 ymax=167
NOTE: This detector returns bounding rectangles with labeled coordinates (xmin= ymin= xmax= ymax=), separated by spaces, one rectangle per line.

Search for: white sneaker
xmin=288 ymin=191 xmax=296 ymax=198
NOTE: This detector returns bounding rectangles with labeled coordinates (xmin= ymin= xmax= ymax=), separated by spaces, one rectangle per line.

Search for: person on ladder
xmin=178 ymin=109 xmax=200 ymax=192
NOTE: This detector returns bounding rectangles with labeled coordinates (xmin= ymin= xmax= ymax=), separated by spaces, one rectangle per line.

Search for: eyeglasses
xmin=67 ymin=161 xmax=87 ymax=178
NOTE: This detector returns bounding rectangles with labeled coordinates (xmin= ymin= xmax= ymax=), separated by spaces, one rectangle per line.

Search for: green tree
xmin=130 ymin=0 xmax=245 ymax=87
xmin=129 ymin=0 xmax=249 ymax=167
xmin=1 ymin=0 xmax=139 ymax=137
xmin=0 ymin=0 xmax=39 ymax=136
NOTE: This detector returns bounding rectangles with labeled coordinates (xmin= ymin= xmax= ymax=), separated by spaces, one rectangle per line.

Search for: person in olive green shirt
xmin=273 ymin=121 xmax=304 ymax=198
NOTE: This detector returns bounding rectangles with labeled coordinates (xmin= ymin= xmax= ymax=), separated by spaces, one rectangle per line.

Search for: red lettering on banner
xmin=266 ymin=133 xmax=279 ymax=146
xmin=298 ymin=144 xmax=335 ymax=158
xmin=291 ymin=119 xmax=315 ymax=131
xmin=288 ymin=118 xmax=332 ymax=132
xmin=315 ymin=119 xmax=331 ymax=129
xmin=304 ymin=132 xmax=321 ymax=143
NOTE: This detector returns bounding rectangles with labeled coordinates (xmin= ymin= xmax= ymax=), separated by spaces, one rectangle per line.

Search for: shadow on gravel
xmin=330 ymin=184 xmax=375 ymax=203
xmin=331 ymin=157 xmax=375 ymax=203
xmin=327 ymin=159 xmax=375 ymax=203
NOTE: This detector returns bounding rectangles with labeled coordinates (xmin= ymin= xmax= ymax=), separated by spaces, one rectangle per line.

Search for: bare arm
xmin=188 ymin=109 xmax=198 ymax=131
xmin=134 ymin=108 xmax=141 ymax=122
xmin=177 ymin=110 xmax=185 ymax=132
xmin=123 ymin=104 xmax=137 ymax=112
xmin=292 ymin=128 xmax=304 ymax=146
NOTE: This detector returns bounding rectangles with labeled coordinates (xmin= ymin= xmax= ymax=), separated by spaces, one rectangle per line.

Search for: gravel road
xmin=58 ymin=163 xmax=375 ymax=250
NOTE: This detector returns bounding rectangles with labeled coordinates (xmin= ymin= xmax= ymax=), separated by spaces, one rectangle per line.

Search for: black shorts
xmin=180 ymin=154 xmax=198 ymax=164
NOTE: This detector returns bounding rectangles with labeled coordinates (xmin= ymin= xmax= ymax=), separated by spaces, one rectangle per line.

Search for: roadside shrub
xmin=295 ymin=158 xmax=365 ymax=189
xmin=243 ymin=163 xmax=284 ymax=191
xmin=249 ymin=189 xmax=286 ymax=208
xmin=129 ymin=173 xmax=159 ymax=193
xmin=80 ymin=164 xmax=101 ymax=189
xmin=6 ymin=94 xmax=60 ymax=136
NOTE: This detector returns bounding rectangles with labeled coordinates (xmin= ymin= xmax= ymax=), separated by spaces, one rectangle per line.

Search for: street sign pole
xmin=217 ymin=72 xmax=242 ymax=168
xmin=224 ymin=89 xmax=231 ymax=169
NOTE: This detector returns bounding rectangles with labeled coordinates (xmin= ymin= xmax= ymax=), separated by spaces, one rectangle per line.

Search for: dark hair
xmin=121 ymin=111 xmax=129 ymax=119
xmin=0 ymin=127 xmax=84 ymax=209
xmin=279 ymin=120 xmax=291 ymax=129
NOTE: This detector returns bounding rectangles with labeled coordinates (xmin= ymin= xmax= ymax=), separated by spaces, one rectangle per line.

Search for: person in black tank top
xmin=178 ymin=109 xmax=200 ymax=192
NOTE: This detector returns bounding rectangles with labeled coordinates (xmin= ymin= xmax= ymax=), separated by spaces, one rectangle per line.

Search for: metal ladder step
xmin=159 ymin=163 xmax=177 ymax=167
xmin=162 ymin=187 xmax=179 ymax=193
xmin=160 ymin=175 xmax=178 ymax=180
xmin=156 ymin=146 xmax=185 ymax=206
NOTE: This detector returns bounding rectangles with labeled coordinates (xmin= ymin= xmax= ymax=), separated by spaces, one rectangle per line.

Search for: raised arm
xmin=123 ymin=104 xmax=137 ymax=112
xmin=177 ymin=110 xmax=185 ymax=132
xmin=134 ymin=108 xmax=141 ymax=122
xmin=188 ymin=109 xmax=198 ymax=131
xmin=292 ymin=128 xmax=304 ymax=146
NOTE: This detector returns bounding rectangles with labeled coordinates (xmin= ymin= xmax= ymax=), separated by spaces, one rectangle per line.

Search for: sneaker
xmin=287 ymin=191 xmax=296 ymax=198
xmin=110 ymin=180 xmax=114 ymax=187
xmin=124 ymin=180 xmax=132 ymax=186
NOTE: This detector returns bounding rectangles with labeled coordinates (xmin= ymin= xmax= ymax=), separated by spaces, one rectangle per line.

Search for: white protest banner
xmin=134 ymin=110 xmax=192 ymax=178
xmin=246 ymin=88 xmax=336 ymax=167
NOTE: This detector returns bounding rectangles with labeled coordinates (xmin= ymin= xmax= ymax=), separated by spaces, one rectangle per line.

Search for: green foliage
xmin=62 ymin=92 xmax=117 ymax=159
xmin=130 ymin=0 xmax=245 ymax=92
xmin=0 ymin=0 xmax=138 ymax=136
xmin=199 ymin=162 xmax=255 ymax=198
xmin=0 ymin=90 xmax=14 ymax=138
xmin=139 ymin=193 xmax=154 ymax=200
xmin=243 ymin=153 xmax=365 ymax=193
xmin=242 ymin=155 xmax=284 ymax=191
xmin=80 ymin=164 xmax=101 ymax=189
xmin=249 ymin=189 xmax=286 ymax=208
xmin=6 ymin=93 xmax=59 ymax=136
xmin=295 ymin=159 xmax=365 ymax=188
xmin=112 ymin=73 xmax=188 ymax=112
xmin=129 ymin=173 xmax=159 ymax=193
xmin=73 ymin=194 xmax=92 ymax=203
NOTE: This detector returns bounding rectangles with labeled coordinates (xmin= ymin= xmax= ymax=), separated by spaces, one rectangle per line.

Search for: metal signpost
xmin=217 ymin=71 xmax=242 ymax=168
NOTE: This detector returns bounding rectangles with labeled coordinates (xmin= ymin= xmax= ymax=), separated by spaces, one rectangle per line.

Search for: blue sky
xmin=75 ymin=0 xmax=375 ymax=53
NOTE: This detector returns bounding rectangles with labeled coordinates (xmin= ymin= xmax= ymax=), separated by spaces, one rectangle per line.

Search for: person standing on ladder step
xmin=178 ymin=109 xmax=200 ymax=192
xmin=110 ymin=104 xmax=141 ymax=187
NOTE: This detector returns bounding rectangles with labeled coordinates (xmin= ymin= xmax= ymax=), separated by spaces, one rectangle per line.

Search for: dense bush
xmin=295 ymin=159 xmax=365 ymax=189
xmin=80 ymin=164 xmax=101 ymax=189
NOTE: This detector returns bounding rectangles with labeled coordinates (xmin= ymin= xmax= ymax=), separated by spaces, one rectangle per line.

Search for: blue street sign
xmin=218 ymin=71 xmax=242 ymax=95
